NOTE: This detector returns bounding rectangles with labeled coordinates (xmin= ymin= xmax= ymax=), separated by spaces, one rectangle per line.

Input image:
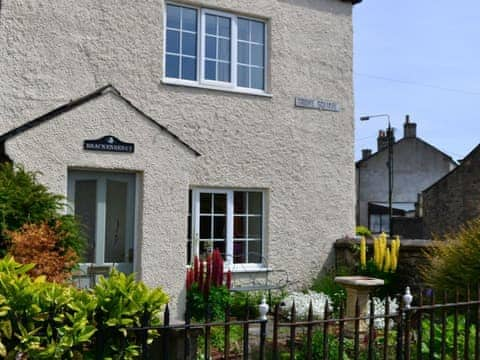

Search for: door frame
xmin=67 ymin=169 xmax=138 ymax=274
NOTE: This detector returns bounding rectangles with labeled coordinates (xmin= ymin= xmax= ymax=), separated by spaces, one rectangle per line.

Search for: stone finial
xmin=259 ymin=296 xmax=269 ymax=321
xmin=403 ymin=286 xmax=413 ymax=309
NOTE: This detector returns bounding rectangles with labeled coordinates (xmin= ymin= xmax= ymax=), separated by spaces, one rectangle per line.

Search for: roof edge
xmin=0 ymin=84 xmax=201 ymax=157
xmin=422 ymin=143 xmax=480 ymax=194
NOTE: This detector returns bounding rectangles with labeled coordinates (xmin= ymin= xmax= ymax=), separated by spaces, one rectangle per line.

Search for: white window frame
xmin=190 ymin=188 xmax=266 ymax=272
xmin=163 ymin=2 xmax=269 ymax=96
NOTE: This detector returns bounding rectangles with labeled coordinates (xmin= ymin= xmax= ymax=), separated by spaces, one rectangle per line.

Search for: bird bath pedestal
xmin=335 ymin=276 xmax=384 ymax=335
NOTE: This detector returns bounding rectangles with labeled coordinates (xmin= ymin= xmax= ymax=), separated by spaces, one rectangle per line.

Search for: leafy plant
xmin=0 ymin=256 xmax=96 ymax=359
xmin=310 ymin=267 xmax=347 ymax=312
xmin=356 ymin=225 xmax=372 ymax=238
xmin=422 ymin=218 xmax=480 ymax=292
xmin=0 ymin=163 xmax=84 ymax=259
xmin=186 ymin=250 xmax=232 ymax=321
xmin=8 ymin=222 xmax=78 ymax=282
xmin=92 ymin=270 xmax=169 ymax=359
xmin=418 ymin=315 xmax=474 ymax=359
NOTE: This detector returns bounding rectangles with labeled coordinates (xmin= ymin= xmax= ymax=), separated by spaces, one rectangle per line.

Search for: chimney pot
xmin=404 ymin=115 xmax=417 ymax=138
xmin=377 ymin=128 xmax=394 ymax=151
xmin=362 ymin=149 xmax=372 ymax=160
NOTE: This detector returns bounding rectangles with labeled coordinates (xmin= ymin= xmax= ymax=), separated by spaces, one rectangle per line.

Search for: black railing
xmin=95 ymin=286 xmax=480 ymax=359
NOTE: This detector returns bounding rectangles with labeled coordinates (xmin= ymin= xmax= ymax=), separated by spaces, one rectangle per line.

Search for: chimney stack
xmin=377 ymin=129 xmax=394 ymax=151
xmin=404 ymin=114 xmax=417 ymax=138
xmin=362 ymin=149 xmax=372 ymax=160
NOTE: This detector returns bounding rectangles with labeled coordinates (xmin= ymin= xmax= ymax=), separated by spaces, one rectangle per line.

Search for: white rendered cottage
xmin=0 ymin=0 xmax=359 ymax=317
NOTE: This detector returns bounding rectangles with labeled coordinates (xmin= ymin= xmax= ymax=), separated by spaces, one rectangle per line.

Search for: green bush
xmin=0 ymin=163 xmax=84 ymax=258
xmin=310 ymin=267 xmax=348 ymax=312
xmin=422 ymin=218 xmax=480 ymax=292
xmin=187 ymin=283 xmax=231 ymax=321
xmin=0 ymin=257 xmax=169 ymax=359
xmin=356 ymin=225 xmax=372 ymax=238
xmin=0 ymin=256 xmax=96 ymax=359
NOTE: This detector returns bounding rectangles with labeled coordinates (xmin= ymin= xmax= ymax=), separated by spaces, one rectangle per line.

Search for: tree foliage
xmin=0 ymin=163 xmax=84 ymax=260
xmin=8 ymin=222 xmax=79 ymax=282
xmin=422 ymin=218 xmax=480 ymax=292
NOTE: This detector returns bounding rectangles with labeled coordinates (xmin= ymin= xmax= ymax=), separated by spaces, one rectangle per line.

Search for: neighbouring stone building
xmin=422 ymin=144 xmax=480 ymax=237
xmin=0 ymin=0 xmax=359 ymax=316
xmin=356 ymin=116 xmax=456 ymax=234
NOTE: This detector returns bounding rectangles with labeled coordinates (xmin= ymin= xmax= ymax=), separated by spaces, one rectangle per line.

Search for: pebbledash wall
xmin=0 ymin=0 xmax=357 ymax=317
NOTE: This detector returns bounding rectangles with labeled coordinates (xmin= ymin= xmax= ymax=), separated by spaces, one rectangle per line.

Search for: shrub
xmin=186 ymin=250 xmax=232 ymax=321
xmin=310 ymin=267 xmax=348 ymax=312
xmin=8 ymin=222 xmax=78 ymax=282
xmin=0 ymin=256 xmax=97 ymax=359
xmin=0 ymin=163 xmax=84 ymax=258
xmin=422 ymin=218 xmax=480 ymax=292
xmin=0 ymin=256 xmax=169 ymax=359
xmin=355 ymin=225 xmax=372 ymax=238
xmin=92 ymin=270 xmax=169 ymax=359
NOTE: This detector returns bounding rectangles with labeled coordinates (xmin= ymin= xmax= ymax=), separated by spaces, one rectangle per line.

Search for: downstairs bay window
xmin=165 ymin=3 xmax=268 ymax=95
xmin=187 ymin=189 xmax=265 ymax=270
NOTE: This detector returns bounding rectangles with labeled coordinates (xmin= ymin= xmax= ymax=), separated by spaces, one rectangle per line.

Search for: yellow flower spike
xmin=360 ymin=236 xmax=367 ymax=269
xmin=391 ymin=251 xmax=398 ymax=272
xmin=384 ymin=248 xmax=391 ymax=273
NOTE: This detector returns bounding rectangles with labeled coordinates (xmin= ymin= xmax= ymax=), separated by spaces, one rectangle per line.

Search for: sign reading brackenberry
xmin=83 ymin=136 xmax=134 ymax=153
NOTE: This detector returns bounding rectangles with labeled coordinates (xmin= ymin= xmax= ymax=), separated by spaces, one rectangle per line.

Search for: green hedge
xmin=0 ymin=256 xmax=168 ymax=359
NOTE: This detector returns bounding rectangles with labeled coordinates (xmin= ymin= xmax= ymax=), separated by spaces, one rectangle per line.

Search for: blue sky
xmin=354 ymin=0 xmax=480 ymax=161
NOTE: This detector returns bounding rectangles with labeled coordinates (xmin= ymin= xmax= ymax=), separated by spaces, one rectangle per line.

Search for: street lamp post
xmin=360 ymin=114 xmax=394 ymax=238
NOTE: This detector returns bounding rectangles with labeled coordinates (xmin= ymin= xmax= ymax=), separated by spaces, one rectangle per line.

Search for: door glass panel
xmin=105 ymin=180 xmax=128 ymax=263
xmin=74 ymin=180 xmax=97 ymax=263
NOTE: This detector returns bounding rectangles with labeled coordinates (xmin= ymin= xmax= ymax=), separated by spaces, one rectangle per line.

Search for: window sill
xmin=230 ymin=265 xmax=271 ymax=273
xmin=161 ymin=78 xmax=273 ymax=98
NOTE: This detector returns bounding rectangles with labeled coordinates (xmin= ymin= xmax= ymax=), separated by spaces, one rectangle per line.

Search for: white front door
xmin=67 ymin=170 xmax=136 ymax=278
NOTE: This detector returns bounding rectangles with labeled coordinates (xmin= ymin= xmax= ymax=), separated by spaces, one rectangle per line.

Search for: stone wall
xmin=422 ymin=145 xmax=480 ymax=237
xmin=335 ymin=237 xmax=433 ymax=293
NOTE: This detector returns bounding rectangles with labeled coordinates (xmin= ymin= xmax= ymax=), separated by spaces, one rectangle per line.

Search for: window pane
xmin=251 ymin=21 xmax=265 ymax=43
xmin=167 ymin=5 xmax=181 ymax=29
xmin=237 ymin=66 xmax=249 ymax=88
xmin=199 ymin=216 xmax=211 ymax=239
xmin=238 ymin=18 xmax=249 ymax=41
xmin=234 ymin=191 xmax=247 ymax=214
xmin=218 ymin=38 xmax=230 ymax=61
xmin=181 ymin=57 xmax=196 ymax=80
xmin=200 ymin=193 xmax=212 ymax=213
xmin=234 ymin=216 xmax=246 ymax=238
xmin=248 ymin=240 xmax=262 ymax=263
xmin=234 ymin=241 xmax=246 ymax=263
xmin=251 ymin=44 xmax=264 ymax=67
xmin=166 ymin=55 xmax=179 ymax=78
xmin=75 ymin=180 xmax=97 ymax=263
xmin=166 ymin=30 xmax=180 ymax=53
xmin=214 ymin=241 xmax=225 ymax=258
xmin=205 ymin=36 xmax=216 ymax=59
xmin=182 ymin=8 xmax=197 ymax=31
xmin=205 ymin=60 xmax=216 ymax=80
xmin=105 ymin=180 xmax=128 ymax=263
xmin=238 ymin=42 xmax=249 ymax=64
xmin=214 ymin=216 xmax=226 ymax=238
xmin=218 ymin=62 xmax=230 ymax=82
xmin=182 ymin=32 xmax=196 ymax=56
xmin=214 ymin=193 xmax=226 ymax=214
xmin=206 ymin=14 xmax=217 ymax=35
xmin=248 ymin=217 xmax=262 ymax=238
xmin=251 ymin=67 xmax=264 ymax=90
xmin=218 ymin=17 xmax=230 ymax=37
xmin=248 ymin=192 xmax=263 ymax=214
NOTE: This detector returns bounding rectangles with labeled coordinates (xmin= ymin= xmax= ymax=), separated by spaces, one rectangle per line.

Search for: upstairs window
xmin=165 ymin=4 xmax=267 ymax=94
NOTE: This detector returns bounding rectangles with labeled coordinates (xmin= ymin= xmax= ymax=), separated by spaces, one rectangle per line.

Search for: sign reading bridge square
xmin=84 ymin=136 xmax=135 ymax=153
xmin=295 ymin=97 xmax=340 ymax=112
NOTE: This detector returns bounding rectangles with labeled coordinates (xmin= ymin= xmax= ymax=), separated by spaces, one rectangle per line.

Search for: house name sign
xmin=84 ymin=136 xmax=135 ymax=153
xmin=295 ymin=97 xmax=340 ymax=112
